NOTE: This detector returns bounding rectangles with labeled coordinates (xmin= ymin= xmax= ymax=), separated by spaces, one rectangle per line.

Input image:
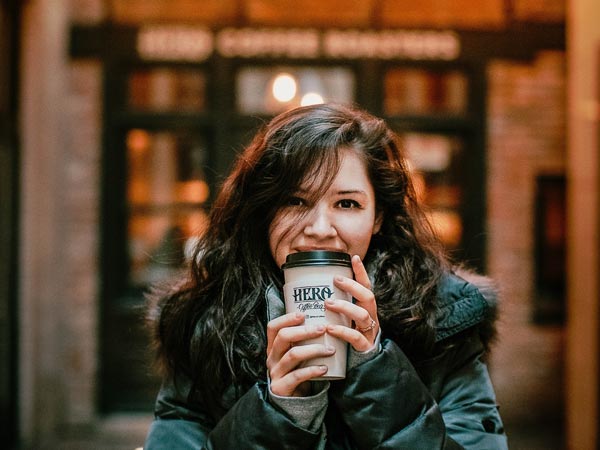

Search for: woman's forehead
xmin=294 ymin=147 xmax=368 ymax=192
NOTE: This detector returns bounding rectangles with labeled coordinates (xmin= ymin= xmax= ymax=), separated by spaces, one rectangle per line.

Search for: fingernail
xmin=319 ymin=365 xmax=328 ymax=372
xmin=326 ymin=345 xmax=336 ymax=353
xmin=325 ymin=298 xmax=335 ymax=305
xmin=334 ymin=276 xmax=344 ymax=282
xmin=315 ymin=325 xmax=325 ymax=332
xmin=295 ymin=312 xmax=304 ymax=319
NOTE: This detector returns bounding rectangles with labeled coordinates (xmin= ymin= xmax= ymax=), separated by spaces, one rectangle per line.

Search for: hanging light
xmin=272 ymin=73 xmax=297 ymax=103
xmin=300 ymin=92 xmax=324 ymax=106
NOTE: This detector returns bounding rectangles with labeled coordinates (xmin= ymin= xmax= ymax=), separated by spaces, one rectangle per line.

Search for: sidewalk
xmin=56 ymin=415 xmax=151 ymax=450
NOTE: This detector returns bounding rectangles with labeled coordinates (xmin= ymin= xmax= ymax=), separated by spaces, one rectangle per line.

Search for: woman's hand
xmin=266 ymin=312 xmax=335 ymax=397
xmin=266 ymin=255 xmax=377 ymax=395
xmin=326 ymin=255 xmax=380 ymax=352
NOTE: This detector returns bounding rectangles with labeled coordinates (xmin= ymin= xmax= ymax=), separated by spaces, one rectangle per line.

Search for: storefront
xmin=70 ymin=22 xmax=564 ymax=412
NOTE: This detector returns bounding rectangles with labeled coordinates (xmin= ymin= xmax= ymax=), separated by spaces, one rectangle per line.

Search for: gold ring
xmin=358 ymin=318 xmax=376 ymax=333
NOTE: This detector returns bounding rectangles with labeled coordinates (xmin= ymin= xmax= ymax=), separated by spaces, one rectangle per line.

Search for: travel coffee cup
xmin=282 ymin=250 xmax=353 ymax=380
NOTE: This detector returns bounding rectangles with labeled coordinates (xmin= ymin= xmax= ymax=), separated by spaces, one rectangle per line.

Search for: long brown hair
xmin=150 ymin=103 xmax=448 ymax=419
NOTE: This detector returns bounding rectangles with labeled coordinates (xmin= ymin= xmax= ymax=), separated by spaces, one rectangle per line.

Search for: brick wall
xmin=487 ymin=51 xmax=566 ymax=427
xmin=488 ymin=51 xmax=566 ymax=318
xmin=62 ymin=61 xmax=102 ymax=424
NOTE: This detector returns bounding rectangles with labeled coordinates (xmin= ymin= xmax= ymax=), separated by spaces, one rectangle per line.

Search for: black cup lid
xmin=282 ymin=251 xmax=351 ymax=269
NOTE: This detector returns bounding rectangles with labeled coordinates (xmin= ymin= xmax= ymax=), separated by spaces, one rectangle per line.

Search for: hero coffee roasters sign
xmin=136 ymin=26 xmax=460 ymax=62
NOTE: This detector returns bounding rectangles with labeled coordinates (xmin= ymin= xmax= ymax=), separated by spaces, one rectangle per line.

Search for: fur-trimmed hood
xmin=435 ymin=268 xmax=499 ymax=350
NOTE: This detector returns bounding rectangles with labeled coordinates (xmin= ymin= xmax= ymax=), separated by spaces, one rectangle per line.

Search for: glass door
xmin=103 ymin=125 xmax=213 ymax=411
xmin=101 ymin=64 xmax=212 ymax=411
xmin=125 ymin=129 xmax=210 ymax=288
xmin=382 ymin=64 xmax=483 ymax=264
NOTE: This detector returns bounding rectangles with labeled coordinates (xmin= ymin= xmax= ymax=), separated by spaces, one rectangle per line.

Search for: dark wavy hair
xmin=150 ymin=103 xmax=449 ymax=420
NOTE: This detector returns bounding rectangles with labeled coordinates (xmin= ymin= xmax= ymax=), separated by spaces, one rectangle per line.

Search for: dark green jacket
xmin=145 ymin=274 xmax=508 ymax=449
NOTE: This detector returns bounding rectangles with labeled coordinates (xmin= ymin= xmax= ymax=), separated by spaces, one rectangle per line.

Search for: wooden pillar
xmin=19 ymin=0 xmax=70 ymax=446
xmin=566 ymin=0 xmax=600 ymax=448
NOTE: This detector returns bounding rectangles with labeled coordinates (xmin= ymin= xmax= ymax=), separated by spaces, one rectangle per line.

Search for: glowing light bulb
xmin=272 ymin=73 xmax=297 ymax=103
xmin=300 ymin=92 xmax=324 ymax=106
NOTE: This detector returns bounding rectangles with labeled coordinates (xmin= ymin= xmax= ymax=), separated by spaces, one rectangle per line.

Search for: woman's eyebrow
xmin=336 ymin=189 xmax=367 ymax=195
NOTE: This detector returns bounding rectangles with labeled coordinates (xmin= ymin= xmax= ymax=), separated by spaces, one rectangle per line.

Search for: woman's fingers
xmin=269 ymin=343 xmax=335 ymax=380
xmin=325 ymin=296 xmax=378 ymax=350
xmin=325 ymin=298 xmax=370 ymax=323
xmin=266 ymin=312 xmax=305 ymax=354
xmin=328 ymin=254 xmax=379 ymax=350
xmin=335 ymin=275 xmax=376 ymax=306
xmin=351 ymin=254 xmax=371 ymax=289
xmin=270 ymin=365 xmax=329 ymax=397
xmin=267 ymin=323 xmax=327 ymax=366
xmin=326 ymin=323 xmax=373 ymax=352
xmin=332 ymin=277 xmax=378 ymax=327
xmin=334 ymin=256 xmax=376 ymax=310
xmin=266 ymin=312 xmax=331 ymax=396
xmin=266 ymin=315 xmax=333 ymax=396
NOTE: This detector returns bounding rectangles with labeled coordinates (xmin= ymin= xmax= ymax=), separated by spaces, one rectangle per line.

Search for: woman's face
xmin=269 ymin=147 xmax=382 ymax=268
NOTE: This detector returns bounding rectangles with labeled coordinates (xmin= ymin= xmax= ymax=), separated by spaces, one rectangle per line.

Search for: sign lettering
xmin=136 ymin=26 xmax=461 ymax=62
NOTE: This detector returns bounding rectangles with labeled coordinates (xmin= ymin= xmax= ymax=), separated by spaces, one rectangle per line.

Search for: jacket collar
xmin=266 ymin=284 xmax=285 ymax=322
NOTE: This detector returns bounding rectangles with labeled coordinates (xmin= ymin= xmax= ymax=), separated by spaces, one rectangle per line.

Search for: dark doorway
xmin=0 ymin=0 xmax=21 ymax=446
xmin=533 ymin=174 xmax=566 ymax=324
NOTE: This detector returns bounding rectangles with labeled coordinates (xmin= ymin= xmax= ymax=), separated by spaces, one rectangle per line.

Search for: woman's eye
xmin=287 ymin=196 xmax=305 ymax=207
xmin=337 ymin=199 xmax=361 ymax=209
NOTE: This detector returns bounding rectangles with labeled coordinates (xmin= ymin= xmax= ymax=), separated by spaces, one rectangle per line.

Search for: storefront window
xmin=128 ymin=68 xmax=206 ymax=111
xmin=384 ymin=68 xmax=467 ymax=115
xmin=126 ymin=129 xmax=209 ymax=286
xmin=236 ymin=66 xmax=355 ymax=114
xmin=400 ymin=132 xmax=464 ymax=248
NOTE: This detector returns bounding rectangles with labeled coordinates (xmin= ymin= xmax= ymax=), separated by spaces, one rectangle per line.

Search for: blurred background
xmin=0 ymin=0 xmax=598 ymax=449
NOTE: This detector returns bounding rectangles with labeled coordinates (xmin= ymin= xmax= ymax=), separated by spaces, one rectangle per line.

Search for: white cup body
xmin=283 ymin=261 xmax=352 ymax=380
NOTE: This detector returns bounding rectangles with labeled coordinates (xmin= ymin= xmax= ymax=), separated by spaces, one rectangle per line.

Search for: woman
xmin=144 ymin=103 xmax=508 ymax=449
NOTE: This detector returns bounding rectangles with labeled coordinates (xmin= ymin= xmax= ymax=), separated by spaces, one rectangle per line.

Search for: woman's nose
xmin=303 ymin=207 xmax=337 ymax=238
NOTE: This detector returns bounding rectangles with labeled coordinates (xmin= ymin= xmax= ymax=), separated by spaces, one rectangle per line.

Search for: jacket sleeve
xmin=144 ymin=375 xmax=325 ymax=450
xmin=435 ymin=332 xmax=508 ymax=449
xmin=329 ymin=337 xmax=507 ymax=450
